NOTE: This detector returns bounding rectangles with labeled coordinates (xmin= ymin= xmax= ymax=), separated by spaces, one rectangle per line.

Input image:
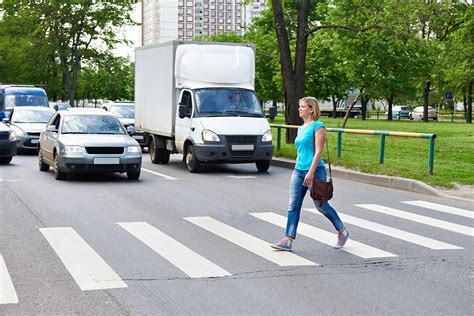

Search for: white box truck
xmin=135 ymin=41 xmax=274 ymax=172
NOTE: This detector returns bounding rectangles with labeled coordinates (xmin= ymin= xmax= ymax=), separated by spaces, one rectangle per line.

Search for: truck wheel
xmin=53 ymin=154 xmax=66 ymax=180
xmin=158 ymin=149 xmax=170 ymax=164
xmin=38 ymin=150 xmax=49 ymax=171
xmin=149 ymin=139 xmax=160 ymax=164
xmin=185 ymin=145 xmax=200 ymax=173
xmin=256 ymin=160 xmax=270 ymax=172
xmin=127 ymin=170 xmax=141 ymax=180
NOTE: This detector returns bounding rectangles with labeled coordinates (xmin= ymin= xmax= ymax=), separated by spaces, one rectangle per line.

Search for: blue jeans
xmin=285 ymin=167 xmax=344 ymax=239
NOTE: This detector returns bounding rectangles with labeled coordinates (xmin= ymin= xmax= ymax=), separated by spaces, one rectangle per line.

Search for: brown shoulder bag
xmin=310 ymin=128 xmax=334 ymax=206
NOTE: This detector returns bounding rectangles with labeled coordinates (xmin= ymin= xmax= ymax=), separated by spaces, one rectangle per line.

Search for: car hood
xmin=0 ymin=123 xmax=10 ymax=133
xmin=198 ymin=117 xmax=270 ymax=135
xmin=59 ymin=134 xmax=138 ymax=147
xmin=118 ymin=118 xmax=135 ymax=126
xmin=13 ymin=123 xmax=47 ymax=133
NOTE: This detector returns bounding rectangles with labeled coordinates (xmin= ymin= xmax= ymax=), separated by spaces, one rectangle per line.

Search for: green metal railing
xmin=270 ymin=124 xmax=437 ymax=175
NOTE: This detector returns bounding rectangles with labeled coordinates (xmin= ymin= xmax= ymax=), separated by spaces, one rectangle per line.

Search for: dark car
xmin=0 ymin=122 xmax=17 ymax=164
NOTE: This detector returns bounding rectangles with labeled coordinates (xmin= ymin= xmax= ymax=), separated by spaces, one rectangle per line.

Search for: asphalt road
xmin=1 ymin=154 xmax=473 ymax=315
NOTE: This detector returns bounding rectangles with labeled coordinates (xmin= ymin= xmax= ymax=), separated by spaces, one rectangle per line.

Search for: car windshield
xmin=12 ymin=109 xmax=55 ymax=123
xmin=62 ymin=115 xmax=125 ymax=135
xmin=194 ymin=88 xmax=265 ymax=118
xmin=5 ymin=94 xmax=48 ymax=109
xmin=109 ymin=105 xmax=135 ymax=118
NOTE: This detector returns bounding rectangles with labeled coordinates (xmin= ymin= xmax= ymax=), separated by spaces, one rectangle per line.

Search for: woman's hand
xmin=304 ymin=171 xmax=314 ymax=187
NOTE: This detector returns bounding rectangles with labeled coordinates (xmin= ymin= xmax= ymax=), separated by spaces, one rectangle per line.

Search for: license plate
xmin=93 ymin=158 xmax=120 ymax=165
xmin=231 ymin=144 xmax=254 ymax=151
xmin=31 ymin=139 xmax=39 ymax=144
xmin=132 ymin=135 xmax=144 ymax=140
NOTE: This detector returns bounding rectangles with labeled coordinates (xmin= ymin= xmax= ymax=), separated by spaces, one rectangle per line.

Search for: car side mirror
xmin=178 ymin=103 xmax=188 ymax=119
xmin=46 ymin=125 xmax=58 ymax=132
xmin=2 ymin=117 xmax=9 ymax=124
xmin=126 ymin=125 xmax=136 ymax=134
xmin=53 ymin=105 xmax=58 ymax=111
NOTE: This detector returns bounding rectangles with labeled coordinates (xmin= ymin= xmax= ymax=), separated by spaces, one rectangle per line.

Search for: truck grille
xmin=85 ymin=147 xmax=124 ymax=154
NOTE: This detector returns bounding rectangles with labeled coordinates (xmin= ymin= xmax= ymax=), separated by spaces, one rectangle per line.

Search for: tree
xmin=1 ymin=0 xmax=135 ymax=105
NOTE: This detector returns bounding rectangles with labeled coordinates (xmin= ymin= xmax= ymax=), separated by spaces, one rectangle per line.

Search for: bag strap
xmin=313 ymin=122 xmax=332 ymax=180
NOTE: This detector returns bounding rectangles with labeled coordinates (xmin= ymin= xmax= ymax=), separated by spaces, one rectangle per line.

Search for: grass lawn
xmin=269 ymin=116 xmax=474 ymax=188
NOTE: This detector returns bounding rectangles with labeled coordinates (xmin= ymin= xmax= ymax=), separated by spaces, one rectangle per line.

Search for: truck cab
xmin=0 ymin=85 xmax=49 ymax=120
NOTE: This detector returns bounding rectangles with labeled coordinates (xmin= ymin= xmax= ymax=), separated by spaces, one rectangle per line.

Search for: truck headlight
xmin=262 ymin=130 xmax=272 ymax=143
xmin=127 ymin=146 xmax=142 ymax=153
xmin=64 ymin=145 xmax=84 ymax=156
xmin=202 ymin=129 xmax=220 ymax=143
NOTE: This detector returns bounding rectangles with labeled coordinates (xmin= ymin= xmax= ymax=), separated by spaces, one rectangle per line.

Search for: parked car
xmin=103 ymin=102 xmax=146 ymax=148
xmin=0 ymin=122 xmax=17 ymax=164
xmin=38 ymin=110 xmax=142 ymax=180
xmin=50 ymin=102 xmax=71 ymax=111
xmin=385 ymin=105 xmax=411 ymax=120
xmin=3 ymin=106 xmax=55 ymax=152
xmin=409 ymin=106 xmax=438 ymax=121
xmin=0 ymin=85 xmax=49 ymax=120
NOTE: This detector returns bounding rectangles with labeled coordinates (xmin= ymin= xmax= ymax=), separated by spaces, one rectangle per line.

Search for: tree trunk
xmin=423 ymin=81 xmax=431 ymax=122
xmin=467 ymin=79 xmax=472 ymax=124
xmin=361 ymin=94 xmax=368 ymax=120
xmin=341 ymin=93 xmax=360 ymax=128
xmin=387 ymin=94 xmax=394 ymax=121
xmin=331 ymin=95 xmax=337 ymax=118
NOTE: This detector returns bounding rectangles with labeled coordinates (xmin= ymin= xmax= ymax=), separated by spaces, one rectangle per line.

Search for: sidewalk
xmin=271 ymin=157 xmax=474 ymax=203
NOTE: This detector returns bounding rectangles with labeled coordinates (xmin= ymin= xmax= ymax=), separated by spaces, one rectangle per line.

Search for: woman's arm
xmin=303 ymin=127 xmax=326 ymax=186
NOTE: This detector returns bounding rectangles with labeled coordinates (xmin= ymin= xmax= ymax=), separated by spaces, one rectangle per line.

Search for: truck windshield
xmin=5 ymin=94 xmax=48 ymax=109
xmin=194 ymin=88 xmax=265 ymax=118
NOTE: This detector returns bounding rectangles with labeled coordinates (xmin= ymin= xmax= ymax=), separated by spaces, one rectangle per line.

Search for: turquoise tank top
xmin=294 ymin=120 xmax=326 ymax=171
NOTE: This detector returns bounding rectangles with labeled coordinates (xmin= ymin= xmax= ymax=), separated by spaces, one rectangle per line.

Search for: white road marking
xmin=304 ymin=208 xmax=463 ymax=250
xmin=0 ymin=179 xmax=24 ymax=182
xmin=251 ymin=212 xmax=397 ymax=259
xmin=0 ymin=254 xmax=18 ymax=304
xmin=184 ymin=216 xmax=317 ymax=266
xmin=402 ymin=201 xmax=473 ymax=219
xmin=227 ymin=176 xmax=257 ymax=179
xmin=355 ymin=204 xmax=474 ymax=237
xmin=40 ymin=227 xmax=127 ymax=291
xmin=141 ymin=168 xmax=177 ymax=180
xmin=118 ymin=222 xmax=230 ymax=278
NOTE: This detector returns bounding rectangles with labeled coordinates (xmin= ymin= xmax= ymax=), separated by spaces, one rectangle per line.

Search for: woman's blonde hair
xmin=299 ymin=96 xmax=320 ymax=121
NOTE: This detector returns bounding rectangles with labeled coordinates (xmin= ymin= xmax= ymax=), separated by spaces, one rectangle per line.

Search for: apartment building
xmin=142 ymin=0 xmax=266 ymax=46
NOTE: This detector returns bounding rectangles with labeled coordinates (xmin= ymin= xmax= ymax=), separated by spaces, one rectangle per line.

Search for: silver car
xmin=3 ymin=106 xmax=55 ymax=151
xmin=38 ymin=110 xmax=142 ymax=180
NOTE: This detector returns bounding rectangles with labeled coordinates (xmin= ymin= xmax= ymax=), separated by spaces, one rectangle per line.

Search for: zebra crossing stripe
xmin=0 ymin=254 xmax=18 ymax=304
xmin=402 ymin=201 xmax=474 ymax=219
xmin=304 ymin=209 xmax=463 ymax=250
xmin=251 ymin=212 xmax=396 ymax=259
xmin=118 ymin=222 xmax=231 ymax=278
xmin=355 ymin=204 xmax=474 ymax=237
xmin=40 ymin=227 xmax=127 ymax=291
xmin=184 ymin=216 xmax=318 ymax=267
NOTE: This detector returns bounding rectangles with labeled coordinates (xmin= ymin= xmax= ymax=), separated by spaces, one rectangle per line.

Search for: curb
xmin=271 ymin=157 xmax=443 ymax=197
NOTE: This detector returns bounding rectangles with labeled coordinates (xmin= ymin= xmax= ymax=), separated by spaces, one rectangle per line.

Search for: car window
xmin=109 ymin=105 xmax=135 ymax=118
xmin=62 ymin=115 xmax=125 ymax=135
xmin=400 ymin=106 xmax=409 ymax=111
xmin=12 ymin=109 xmax=55 ymax=123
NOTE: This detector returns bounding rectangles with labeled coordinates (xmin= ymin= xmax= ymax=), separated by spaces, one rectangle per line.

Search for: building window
xmin=218 ymin=18 xmax=223 ymax=24
xmin=186 ymin=1 xmax=193 ymax=6
xmin=186 ymin=16 xmax=193 ymax=22
xmin=226 ymin=25 xmax=231 ymax=31
xmin=179 ymin=16 xmax=184 ymax=21
xmin=187 ymin=31 xmax=193 ymax=36
xmin=178 ymin=23 xmax=184 ymax=29
xmin=218 ymin=25 xmax=223 ymax=30
xmin=178 ymin=31 xmax=184 ymax=36
xmin=187 ymin=24 xmax=193 ymax=29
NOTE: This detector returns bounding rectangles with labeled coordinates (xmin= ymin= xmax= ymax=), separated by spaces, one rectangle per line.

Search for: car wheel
xmin=127 ymin=170 xmax=140 ymax=180
xmin=0 ymin=157 xmax=12 ymax=164
xmin=185 ymin=145 xmax=200 ymax=173
xmin=53 ymin=153 xmax=66 ymax=180
xmin=256 ymin=160 xmax=270 ymax=172
xmin=38 ymin=150 xmax=49 ymax=171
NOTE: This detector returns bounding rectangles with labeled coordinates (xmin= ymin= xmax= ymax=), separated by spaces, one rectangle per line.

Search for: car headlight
xmin=127 ymin=146 xmax=142 ymax=153
xmin=202 ymin=129 xmax=220 ymax=143
xmin=11 ymin=126 xmax=25 ymax=136
xmin=9 ymin=131 xmax=16 ymax=140
xmin=262 ymin=130 xmax=273 ymax=142
xmin=63 ymin=145 xmax=84 ymax=156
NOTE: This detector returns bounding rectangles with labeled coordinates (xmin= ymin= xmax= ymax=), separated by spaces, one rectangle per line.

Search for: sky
xmin=113 ymin=3 xmax=141 ymax=61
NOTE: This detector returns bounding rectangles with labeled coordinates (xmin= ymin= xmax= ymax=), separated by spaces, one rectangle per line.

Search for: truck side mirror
xmin=178 ymin=103 xmax=188 ymax=119
xmin=268 ymin=106 xmax=277 ymax=121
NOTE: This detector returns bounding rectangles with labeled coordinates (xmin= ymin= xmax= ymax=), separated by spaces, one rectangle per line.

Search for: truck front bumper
xmin=194 ymin=137 xmax=273 ymax=163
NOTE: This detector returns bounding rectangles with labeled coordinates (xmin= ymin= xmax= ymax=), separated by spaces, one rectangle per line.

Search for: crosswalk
xmin=1 ymin=200 xmax=472 ymax=304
